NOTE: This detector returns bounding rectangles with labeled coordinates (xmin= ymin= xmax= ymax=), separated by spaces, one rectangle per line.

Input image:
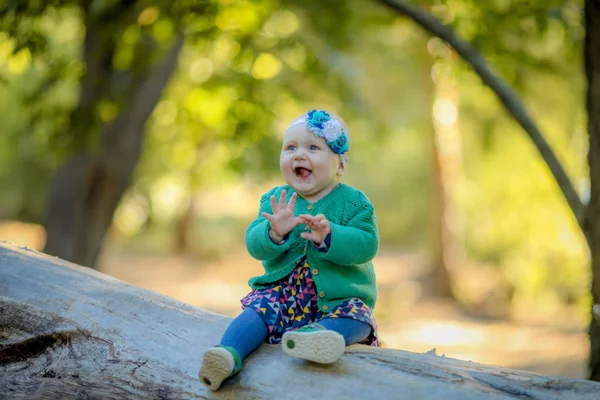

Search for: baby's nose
xmin=293 ymin=149 xmax=307 ymax=159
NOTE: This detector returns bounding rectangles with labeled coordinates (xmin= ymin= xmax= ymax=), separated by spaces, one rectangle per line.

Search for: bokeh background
xmin=0 ymin=0 xmax=592 ymax=379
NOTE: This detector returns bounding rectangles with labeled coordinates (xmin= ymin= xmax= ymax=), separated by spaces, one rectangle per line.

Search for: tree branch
xmin=377 ymin=0 xmax=588 ymax=243
xmin=102 ymin=30 xmax=185 ymax=164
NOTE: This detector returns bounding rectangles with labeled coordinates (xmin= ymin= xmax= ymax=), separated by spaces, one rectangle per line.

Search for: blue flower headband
xmin=305 ymin=109 xmax=349 ymax=155
xmin=288 ymin=109 xmax=350 ymax=155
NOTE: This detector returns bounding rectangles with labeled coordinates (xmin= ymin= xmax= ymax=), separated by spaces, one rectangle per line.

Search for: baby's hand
xmin=261 ymin=190 xmax=299 ymax=242
xmin=298 ymin=214 xmax=331 ymax=245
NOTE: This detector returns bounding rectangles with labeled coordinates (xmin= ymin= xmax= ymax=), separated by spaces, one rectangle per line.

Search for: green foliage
xmin=0 ymin=0 xmax=591 ymax=318
xmin=0 ymin=6 xmax=82 ymax=220
xmin=427 ymin=0 xmax=589 ymax=316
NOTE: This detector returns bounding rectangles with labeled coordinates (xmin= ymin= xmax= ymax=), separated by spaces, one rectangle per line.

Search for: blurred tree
xmin=1 ymin=1 xmax=195 ymax=267
xmin=428 ymin=48 xmax=463 ymax=300
xmin=584 ymin=0 xmax=600 ymax=382
xmin=42 ymin=3 xmax=186 ymax=268
xmin=0 ymin=1 xmax=388 ymax=266
xmin=378 ymin=0 xmax=597 ymax=381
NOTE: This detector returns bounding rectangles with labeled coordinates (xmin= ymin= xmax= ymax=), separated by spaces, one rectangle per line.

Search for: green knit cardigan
xmin=245 ymin=183 xmax=379 ymax=312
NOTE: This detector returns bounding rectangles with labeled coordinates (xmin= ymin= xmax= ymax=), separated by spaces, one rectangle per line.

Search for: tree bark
xmin=585 ymin=0 xmax=600 ymax=382
xmin=43 ymin=11 xmax=184 ymax=269
xmin=1 ymin=242 xmax=600 ymax=399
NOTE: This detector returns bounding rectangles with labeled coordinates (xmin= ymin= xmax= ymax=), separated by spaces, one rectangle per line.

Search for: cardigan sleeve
xmin=245 ymin=187 xmax=293 ymax=261
xmin=314 ymin=202 xmax=379 ymax=266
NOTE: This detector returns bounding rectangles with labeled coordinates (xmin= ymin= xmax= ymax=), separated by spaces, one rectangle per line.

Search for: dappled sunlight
xmin=114 ymin=194 xmax=149 ymax=237
xmin=194 ymin=182 xmax=272 ymax=218
xmin=149 ymin=177 xmax=190 ymax=223
xmin=0 ymin=222 xmax=46 ymax=250
xmin=433 ymin=98 xmax=458 ymax=127
xmin=177 ymin=281 xmax=250 ymax=316
xmin=263 ymin=10 xmax=300 ymax=38
xmin=404 ymin=321 xmax=486 ymax=346
xmin=137 ymin=7 xmax=160 ymax=26
xmin=252 ymin=53 xmax=283 ymax=80
xmin=7 ymin=48 xmax=31 ymax=74
xmin=189 ymin=58 xmax=214 ymax=84
xmin=378 ymin=292 xmax=589 ymax=377
xmin=379 ymin=312 xmax=588 ymax=378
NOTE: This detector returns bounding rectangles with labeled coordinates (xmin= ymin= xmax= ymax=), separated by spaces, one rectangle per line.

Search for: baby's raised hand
xmin=261 ymin=190 xmax=299 ymax=242
xmin=298 ymin=214 xmax=331 ymax=245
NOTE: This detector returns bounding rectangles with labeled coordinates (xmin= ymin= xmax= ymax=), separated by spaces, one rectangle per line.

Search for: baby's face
xmin=280 ymin=124 xmax=341 ymax=202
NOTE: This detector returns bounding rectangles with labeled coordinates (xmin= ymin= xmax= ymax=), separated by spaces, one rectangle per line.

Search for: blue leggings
xmin=220 ymin=308 xmax=372 ymax=359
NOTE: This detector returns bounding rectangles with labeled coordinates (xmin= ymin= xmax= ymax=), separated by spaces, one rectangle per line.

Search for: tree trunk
xmin=426 ymin=50 xmax=462 ymax=299
xmin=1 ymin=242 xmax=600 ymax=399
xmin=585 ymin=0 xmax=600 ymax=382
xmin=175 ymin=195 xmax=196 ymax=255
xmin=42 ymin=11 xmax=184 ymax=269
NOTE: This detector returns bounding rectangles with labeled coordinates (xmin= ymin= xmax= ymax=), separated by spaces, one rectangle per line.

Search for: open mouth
xmin=294 ymin=167 xmax=312 ymax=179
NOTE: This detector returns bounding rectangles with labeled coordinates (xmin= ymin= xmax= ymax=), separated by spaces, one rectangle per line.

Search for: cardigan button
xmin=319 ymin=291 xmax=325 ymax=298
xmin=307 ymin=204 xmax=313 ymax=210
xmin=304 ymin=225 xmax=309 ymax=231
xmin=322 ymin=305 xmax=329 ymax=311
xmin=312 ymin=268 xmax=319 ymax=275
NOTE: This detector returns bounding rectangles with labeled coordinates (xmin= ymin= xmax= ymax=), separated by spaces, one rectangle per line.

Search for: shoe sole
xmin=199 ymin=348 xmax=235 ymax=391
xmin=282 ymin=330 xmax=345 ymax=364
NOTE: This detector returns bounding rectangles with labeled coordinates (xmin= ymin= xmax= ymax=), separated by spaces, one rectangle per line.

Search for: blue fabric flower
xmin=304 ymin=109 xmax=348 ymax=155
xmin=307 ymin=109 xmax=330 ymax=129
xmin=331 ymin=134 xmax=349 ymax=154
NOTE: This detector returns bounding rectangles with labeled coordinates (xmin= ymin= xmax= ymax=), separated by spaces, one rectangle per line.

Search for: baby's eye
xmin=310 ymin=145 xmax=319 ymax=150
xmin=286 ymin=145 xmax=296 ymax=151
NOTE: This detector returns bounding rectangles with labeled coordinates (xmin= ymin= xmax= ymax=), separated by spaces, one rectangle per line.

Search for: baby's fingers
xmin=279 ymin=190 xmax=287 ymax=209
xmin=314 ymin=214 xmax=327 ymax=223
xmin=270 ymin=196 xmax=279 ymax=213
xmin=300 ymin=232 xmax=314 ymax=241
xmin=261 ymin=212 xmax=274 ymax=222
xmin=298 ymin=214 xmax=316 ymax=223
xmin=291 ymin=216 xmax=301 ymax=229
xmin=287 ymin=192 xmax=298 ymax=210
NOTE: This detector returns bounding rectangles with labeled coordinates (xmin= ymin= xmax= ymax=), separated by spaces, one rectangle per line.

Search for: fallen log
xmin=1 ymin=241 xmax=599 ymax=399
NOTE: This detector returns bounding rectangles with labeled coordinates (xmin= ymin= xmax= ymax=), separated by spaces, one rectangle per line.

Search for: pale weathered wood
xmin=1 ymin=241 xmax=599 ymax=399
